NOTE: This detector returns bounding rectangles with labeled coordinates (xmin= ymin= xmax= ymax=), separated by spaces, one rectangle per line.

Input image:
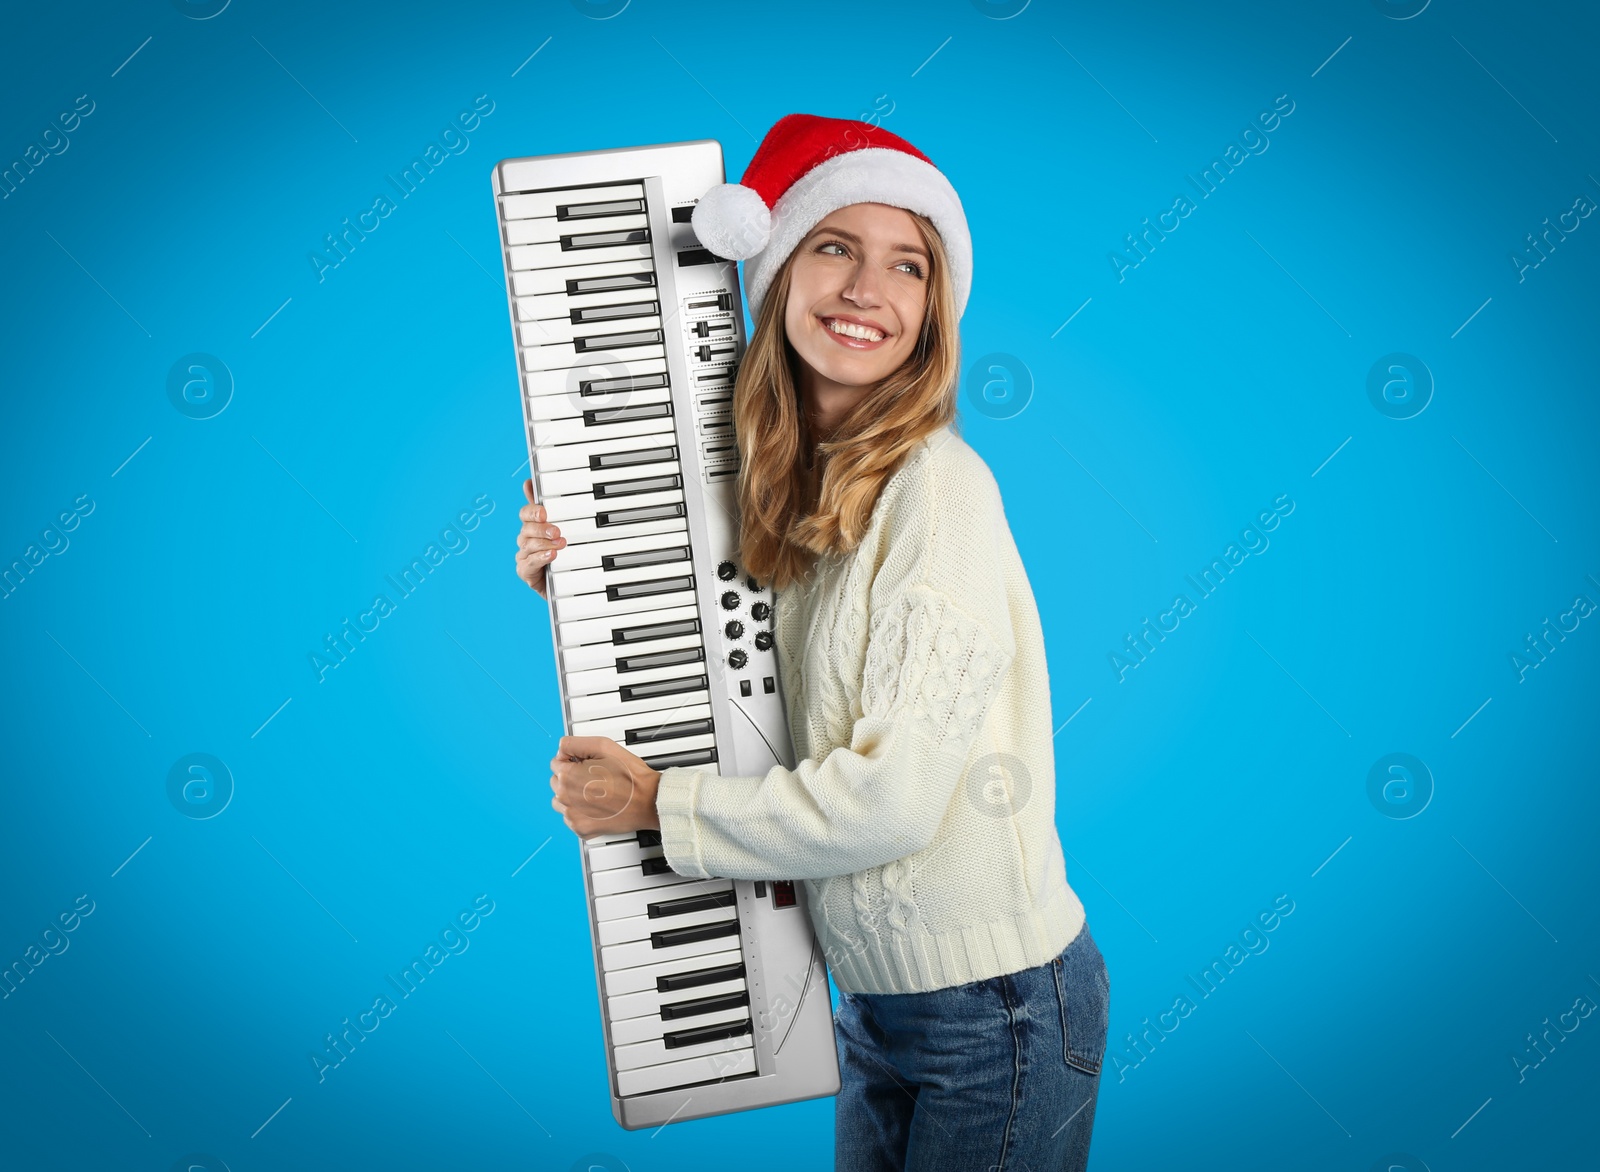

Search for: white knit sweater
xmin=655 ymin=425 xmax=1085 ymax=994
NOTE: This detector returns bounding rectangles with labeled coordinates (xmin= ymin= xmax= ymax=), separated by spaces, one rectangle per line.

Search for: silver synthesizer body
xmin=490 ymin=139 xmax=840 ymax=1129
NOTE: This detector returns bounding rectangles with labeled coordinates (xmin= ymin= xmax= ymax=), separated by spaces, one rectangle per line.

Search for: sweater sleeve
xmin=653 ymin=584 xmax=1015 ymax=881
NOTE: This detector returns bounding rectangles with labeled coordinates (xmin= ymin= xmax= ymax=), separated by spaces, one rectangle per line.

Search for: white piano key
xmin=610 ymin=1003 xmax=750 ymax=1047
xmin=533 ymin=434 xmax=677 ymax=474
xmin=595 ymin=877 xmax=731 ymax=922
xmin=523 ymin=355 xmax=668 ymax=398
xmin=530 ymin=410 xmax=678 ymax=449
xmin=527 ymin=385 xmax=672 ymax=424
xmin=563 ymin=627 xmax=704 ymax=681
xmin=614 ymin=1044 xmax=756 ymax=1098
xmin=549 ymin=507 xmax=688 ymax=546
xmin=556 ymin=601 xmax=697 ymax=649
xmin=603 ymin=948 xmax=744 ymax=997
xmin=612 ymin=1020 xmax=751 ymax=1072
xmin=626 ymin=732 xmax=718 ymax=764
xmin=568 ymin=681 xmax=709 ymax=726
xmin=519 ymin=289 xmax=661 ymax=321
xmin=510 ymin=239 xmax=653 ymax=271
xmin=569 ymin=640 xmax=707 ymax=694
xmin=547 ymin=529 xmax=689 ymax=575
xmin=609 ymin=976 xmax=747 ymax=1023
xmin=549 ymin=543 xmax=690 ymax=596
xmin=566 ymin=652 xmax=708 ymax=697
xmin=519 ymin=313 xmax=663 ymax=347
xmin=602 ymin=920 xmax=743 ymax=973
xmin=556 ymin=589 xmax=694 ymax=637
xmin=522 ymin=338 xmax=666 ymax=374
xmin=554 ymin=584 xmax=697 ymax=628
xmin=586 ymin=837 xmax=661 ymax=872
xmin=511 ymin=257 xmax=655 ymax=298
xmin=543 ymin=487 xmax=684 ymax=526
xmin=569 ymin=700 xmax=712 ymax=741
xmin=506 ymin=211 xmax=649 ymax=246
xmin=598 ymin=902 xmax=737 ymax=949
xmin=541 ymin=458 xmax=681 ymax=499
xmin=500 ymin=184 xmax=643 ymax=220
xmin=591 ymin=871 xmax=705 ymax=906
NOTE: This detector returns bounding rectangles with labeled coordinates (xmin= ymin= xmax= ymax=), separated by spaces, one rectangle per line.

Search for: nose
xmin=840 ymin=256 xmax=884 ymax=307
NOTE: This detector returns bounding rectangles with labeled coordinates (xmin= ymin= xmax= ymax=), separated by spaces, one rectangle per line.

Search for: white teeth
xmin=824 ymin=318 xmax=884 ymax=342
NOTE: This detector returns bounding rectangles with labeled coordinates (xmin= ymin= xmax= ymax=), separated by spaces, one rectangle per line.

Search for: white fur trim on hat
xmin=741 ymin=147 xmax=972 ymax=322
xmin=690 ymin=182 xmax=772 ymax=261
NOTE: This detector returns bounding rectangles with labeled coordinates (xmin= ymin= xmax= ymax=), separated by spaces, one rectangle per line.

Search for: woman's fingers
xmin=513 ymin=478 xmax=565 ymax=597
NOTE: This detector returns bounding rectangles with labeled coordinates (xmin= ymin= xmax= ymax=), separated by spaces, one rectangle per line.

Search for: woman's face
xmin=782 ymin=202 xmax=931 ymax=390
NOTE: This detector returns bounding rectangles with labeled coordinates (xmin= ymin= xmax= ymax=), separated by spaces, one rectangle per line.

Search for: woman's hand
xmin=515 ymin=477 xmax=566 ymax=600
xmin=550 ymin=735 xmax=663 ymax=839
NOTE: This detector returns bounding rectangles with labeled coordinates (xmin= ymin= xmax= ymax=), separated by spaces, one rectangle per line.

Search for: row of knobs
xmin=717 ymin=560 xmax=773 ymax=670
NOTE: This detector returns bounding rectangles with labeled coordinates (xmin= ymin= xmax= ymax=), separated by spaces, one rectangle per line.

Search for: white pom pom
xmin=690 ymin=183 xmax=771 ymax=260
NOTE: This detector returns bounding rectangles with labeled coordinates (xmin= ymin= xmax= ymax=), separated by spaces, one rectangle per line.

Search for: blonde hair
xmin=732 ymin=210 xmax=962 ymax=592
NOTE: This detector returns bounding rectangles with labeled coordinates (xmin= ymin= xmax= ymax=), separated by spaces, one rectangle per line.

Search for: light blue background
xmin=1 ymin=1 xmax=1596 ymax=1169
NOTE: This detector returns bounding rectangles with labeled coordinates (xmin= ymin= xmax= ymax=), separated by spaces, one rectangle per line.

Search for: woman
xmin=515 ymin=114 xmax=1109 ymax=1171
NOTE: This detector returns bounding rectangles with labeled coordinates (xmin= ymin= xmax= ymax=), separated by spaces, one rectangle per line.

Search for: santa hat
xmin=691 ymin=113 xmax=972 ymax=321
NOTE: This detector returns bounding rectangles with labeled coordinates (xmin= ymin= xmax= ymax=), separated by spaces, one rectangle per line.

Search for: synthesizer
xmin=490 ymin=138 xmax=840 ymax=1130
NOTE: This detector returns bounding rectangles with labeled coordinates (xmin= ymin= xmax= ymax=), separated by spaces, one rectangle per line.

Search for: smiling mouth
xmin=820 ymin=316 xmax=889 ymax=346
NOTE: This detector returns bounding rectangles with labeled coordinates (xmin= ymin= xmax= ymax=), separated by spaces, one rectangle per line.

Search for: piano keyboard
xmin=491 ymin=139 xmax=840 ymax=1130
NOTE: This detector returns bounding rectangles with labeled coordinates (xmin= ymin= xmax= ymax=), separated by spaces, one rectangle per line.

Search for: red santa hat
xmin=691 ymin=113 xmax=972 ymax=321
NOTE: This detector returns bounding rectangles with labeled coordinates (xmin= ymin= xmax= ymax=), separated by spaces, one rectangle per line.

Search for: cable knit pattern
xmin=654 ymin=427 xmax=1086 ymax=994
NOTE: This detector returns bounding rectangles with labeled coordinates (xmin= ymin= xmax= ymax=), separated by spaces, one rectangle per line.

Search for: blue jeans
xmin=833 ymin=922 xmax=1109 ymax=1172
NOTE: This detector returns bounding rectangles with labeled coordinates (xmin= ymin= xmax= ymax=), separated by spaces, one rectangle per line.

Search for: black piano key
xmin=635 ymin=829 xmax=662 ymax=848
xmin=585 ymin=402 xmax=673 ymax=427
xmin=561 ymin=227 xmax=650 ymax=250
xmin=677 ymin=247 xmax=719 ymax=267
xmin=595 ymin=501 xmax=685 ymax=528
xmin=657 ymin=961 xmax=745 ymax=993
xmin=606 ymin=575 xmax=694 ymax=603
xmin=612 ymin=617 xmax=699 ymax=645
xmin=595 ymin=445 xmax=681 ymax=470
xmin=601 ymin=543 xmax=689 ymax=571
xmin=651 ymin=919 xmax=740 ymax=950
xmin=624 ymin=716 xmax=713 ymax=745
xmin=660 ymin=989 xmax=750 ymax=1020
xmin=571 ymin=300 xmax=659 ymax=324
xmin=566 ymin=271 xmax=656 ymax=295
xmin=619 ymin=674 xmax=707 ymax=702
xmin=557 ymin=198 xmax=645 ymax=220
xmin=641 ymin=746 xmax=717 ymax=770
xmin=648 ymin=890 xmax=737 ymax=918
xmin=662 ymin=1017 xmax=751 ymax=1050
xmin=640 ymin=855 xmax=675 ymax=877
xmin=669 ymin=205 xmax=696 ymax=223
xmin=593 ymin=473 xmax=681 ymax=499
xmin=579 ymin=372 xmax=669 ymax=397
xmin=617 ymin=647 xmax=703 ymax=673
xmin=574 ymin=328 xmax=663 ymax=354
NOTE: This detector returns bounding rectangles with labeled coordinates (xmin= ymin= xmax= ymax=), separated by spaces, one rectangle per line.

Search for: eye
xmin=817 ymin=240 xmax=848 ymax=256
xmin=896 ymin=260 xmax=926 ymax=278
